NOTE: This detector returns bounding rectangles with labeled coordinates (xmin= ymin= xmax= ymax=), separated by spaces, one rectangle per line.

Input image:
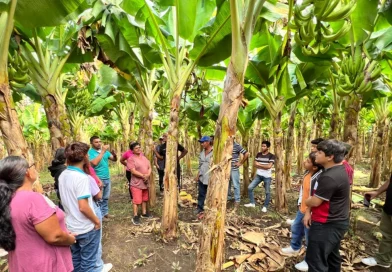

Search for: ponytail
xmin=0 ymin=156 xmax=29 ymax=251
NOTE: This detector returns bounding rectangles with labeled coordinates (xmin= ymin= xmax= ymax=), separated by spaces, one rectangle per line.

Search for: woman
xmin=128 ymin=142 xmax=152 ymax=225
xmin=0 ymin=156 xmax=75 ymax=272
xmin=120 ymin=142 xmax=136 ymax=200
xmin=48 ymin=148 xmax=67 ymax=209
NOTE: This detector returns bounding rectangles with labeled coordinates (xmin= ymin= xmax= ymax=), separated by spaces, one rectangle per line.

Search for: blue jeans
xmin=197 ymin=181 xmax=208 ymax=213
xmin=228 ymin=169 xmax=241 ymax=202
xmin=93 ymin=202 xmax=104 ymax=271
xmin=248 ymin=175 xmax=271 ymax=207
xmin=99 ymin=178 xmax=111 ymax=217
xmin=71 ymin=228 xmax=101 ymax=272
xmin=290 ymin=210 xmax=309 ymax=250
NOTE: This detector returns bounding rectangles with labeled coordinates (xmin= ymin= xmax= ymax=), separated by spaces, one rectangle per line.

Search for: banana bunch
xmin=292 ymin=0 xmax=356 ymax=56
xmin=8 ymin=51 xmax=30 ymax=91
xmin=336 ymin=47 xmax=382 ymax=96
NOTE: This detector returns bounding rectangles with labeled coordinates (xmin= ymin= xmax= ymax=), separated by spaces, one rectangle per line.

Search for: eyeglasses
xmin=28 ymin=163 xmax=35 ymax=168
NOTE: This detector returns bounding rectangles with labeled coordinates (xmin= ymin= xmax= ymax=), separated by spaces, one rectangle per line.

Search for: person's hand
xmin=94 ymin=220 xmax=101 ymax=230
xmin=97 ymin=180 xmax=103 ymax=188
xmin=234 ymin=162 xmax=242 ymax=167
xmin=365 ymin=191 xmax=378 ymax=200
xmin=111 ymin=149 xmax=117 ymax=155
xmin=102 ymin=145 xmax=109 ymax=151
xmin=194 ymin=176 xmax=199 ymax=182
xmin=155 ymin=164 xmax=160 ymax=170
xmin=303 ymin=212 xmax=312 ymax=229
xmin=69 ymin=232 xmax=77 ymax=243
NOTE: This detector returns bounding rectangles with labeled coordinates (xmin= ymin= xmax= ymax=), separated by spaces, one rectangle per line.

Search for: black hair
xmin=317 ymin=140 xmax=346 ymax=163
xmin=130 ymin=142 xmax=140 ymax=151
xmin=0 ymin=156 xmax=29 ymax=251
xmin=65 ymin=142 xmax=89 ymax=163
xmin=311 ymin=138 xmax=324 ymax=145
xmin=90 ymin=136 xmax=99 ymax=144
xmin=51 ymin=148 xmax=66 ymax=166
xmin=343 ymin=143 xmax=352 ymax=156
xmin=309 ymin=152 xmax=322 ymax=170
xmin=262 ymin=141 xmax=271 ymax=148
xmin=129 ymin=141 xmax=136 ymax=150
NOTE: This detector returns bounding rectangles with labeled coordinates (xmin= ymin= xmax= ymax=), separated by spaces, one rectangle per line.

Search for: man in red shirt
xmin=301 ymin=140 xmax=350 ymax=272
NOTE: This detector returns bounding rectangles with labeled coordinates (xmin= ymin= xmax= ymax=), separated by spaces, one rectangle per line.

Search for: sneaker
xmin=102 ymin=263 xmax=113 ymax=272
xmin=261 ymin=207 xmax=267 ymax=213
xmin=132 ymin=215 xmax=141 ymax=226
xmin=281 ymin=246 xmax=300 ymax=256
xmin=141 ymin=213 xmax=153 ymax=218
xmin=244 ymin=203 xmax=256 ymax=208
xmin=286 ymin=219 xmax=295 ymax=225
xmin=295 ymin=260 xmax=309 ymax=271
xmin=361 ymin=257 xmax=391 ymax=268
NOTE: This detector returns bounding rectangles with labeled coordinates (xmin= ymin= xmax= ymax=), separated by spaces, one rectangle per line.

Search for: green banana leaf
xmin=350 ymin=0 xmax=378 ymax=45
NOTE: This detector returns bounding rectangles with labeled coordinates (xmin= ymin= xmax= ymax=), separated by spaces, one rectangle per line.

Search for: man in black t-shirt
xmin=153 ymin=133 xmax=188 ymax=189
xmin=361 ymin=175 xmax=392 ymax=268
xmin=300 ymin=140 xmax=350 ymax=272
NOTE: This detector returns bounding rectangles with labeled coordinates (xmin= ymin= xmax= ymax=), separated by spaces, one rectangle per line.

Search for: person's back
xmin=59 ymin=168 xmax=95 ymax=234
xmin=9 ymin=191 xmax=73 ymax=272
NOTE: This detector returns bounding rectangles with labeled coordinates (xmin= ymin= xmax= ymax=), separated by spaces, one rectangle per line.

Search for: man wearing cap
xmin=195 ymin=136 xmax=213 ymax=219
xmin=154 ymin=137 xmax=165 ymax=193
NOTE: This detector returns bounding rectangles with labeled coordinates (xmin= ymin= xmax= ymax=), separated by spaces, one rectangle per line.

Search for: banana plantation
xmin=0 ymin=0 xmax=392 ymax=271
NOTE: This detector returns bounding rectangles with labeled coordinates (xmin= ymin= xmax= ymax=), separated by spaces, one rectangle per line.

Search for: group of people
xmin=2 ymin=132 xmax=392 ymax=272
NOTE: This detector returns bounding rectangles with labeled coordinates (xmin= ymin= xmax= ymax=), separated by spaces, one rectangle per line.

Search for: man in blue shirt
xmin=88 ymin=136 xmax=117 ymax=219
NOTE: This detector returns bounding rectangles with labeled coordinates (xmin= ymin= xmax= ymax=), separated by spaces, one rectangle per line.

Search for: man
xmin=361 ymin=174 xmax=392 ymax=268
xmin=228 ymin=140 xmax=249 ymax=206
xmin=153 ymin=133 xmax=188 ymax=189
xmin=299 ymin=140 xmax=350 ymax=272
xmin=245 ymin=141 xmax=275 ymax=213
xmin=88 ymin=136 xmax=117 ymax=219
xmin=195 ymin=136 xmax=213 ymax=219
xmin=154 ymin=137 xmax=165 ymax=193
xmin=310 ymin=138 xmax=324 ymax=152
xmin=59 ymin=142 xmax=101 ymax=272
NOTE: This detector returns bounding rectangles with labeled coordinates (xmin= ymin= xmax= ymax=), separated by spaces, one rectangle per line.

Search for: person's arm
xmin=35 ymin=215 xmax=76 ymax=246
xmin=240 ymin=152 xmax=249 ymax=165
xmin=93 ymin=190 xmax=103 ymax=201
xmin=154 ymin=154 xmax=159 ymax=169
xmin=178 ymin=146 xmax=188 ymax=161
xmin=90 ymin=146 xmax=109 ymax=166
xmin=303 ymin=207 xmax=312 ymax=228
xmin=305 ymin=196 xmax=324 ymax=208
xmin=154 ymin=148 xmax=164 ymax=160
xmin=306 ymin=176 xmax=335 ymax=208
xmin=78 ymin=199 xmax=100 ymax=229
xmin=130 ymin=168 xmax=146 ymax=178
xmin=366 ymin=178 xmax=390 ymax=199
xmin=109 ymin=150 xmax=117 ymax=161
xmin=120 ymin=154 xmax=127 ymax=166
xmin=255 ymin=162 xmax=274 ymax=170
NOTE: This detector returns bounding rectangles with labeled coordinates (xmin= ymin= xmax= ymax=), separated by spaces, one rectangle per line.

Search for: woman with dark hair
xmin=127 ymin=142 xmax=152 ymax=225
xmin=120 ymin=141 xmax=137 ymax=200
xmin=0 ymin=156 xmax=75 ymax=271
xmin=48 ymin=148 xmax=67 ymax=209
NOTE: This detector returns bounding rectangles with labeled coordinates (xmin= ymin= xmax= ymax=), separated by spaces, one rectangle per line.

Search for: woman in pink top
xmin=0 ymin=156 xmax=75 ymax=272
xmin=120 ymin=142 xmax=136 ymax=200
xmin=127 ymin=142 xmax=152 ymax=225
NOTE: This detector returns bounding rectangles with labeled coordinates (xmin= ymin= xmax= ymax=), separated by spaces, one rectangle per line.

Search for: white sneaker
xmin=361 ymin=257 xmax=391 ymax=268
xmin=261 ymin=207 xmax=267 ymax=213
xmin=295 ymin=260 xmax=308 ymax=271
xmin=244 ymin=203 xmax=255 ymax=208
xmin=102 ymin=263 xmax=113 ymax=272
xmin=281 ymin=246 xmax=300 ymax=256
xmin=286 ymin=219 xmax=295 ymax=225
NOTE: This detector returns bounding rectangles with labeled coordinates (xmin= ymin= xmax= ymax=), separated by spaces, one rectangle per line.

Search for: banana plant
xmin=369 ymin=96 xmax=392 ymax=188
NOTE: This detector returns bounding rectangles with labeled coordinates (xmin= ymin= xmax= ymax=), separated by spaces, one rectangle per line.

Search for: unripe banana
xmin=319 ymin=43 xmax=330 ymax=54
xmin=294 ymin=32 xmax=307 ymax=46
xmin=321 ymin=1 xmax=357 ymax=22
xmin=319 ymin=0 xmax=340 ymax=20
xmin=322 ymin=21 xmax=351 ymax=42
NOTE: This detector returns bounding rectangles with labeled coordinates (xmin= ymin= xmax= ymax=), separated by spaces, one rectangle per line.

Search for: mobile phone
xmin=364 ymin=194 xmax=371 ymax=207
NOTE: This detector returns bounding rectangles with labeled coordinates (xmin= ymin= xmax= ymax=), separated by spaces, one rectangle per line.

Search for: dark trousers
xmin=126 ymin=170 xmax=132 ymax=199
xmin=177 ymin=166 xmax=181 ymax=190
xmin=197 ymin=181 xmax=208 ymax=213
xmin=305 ymin=221 xmax=349 ymax=272
xmin=158 ymin=169 xmax=165 ymax=191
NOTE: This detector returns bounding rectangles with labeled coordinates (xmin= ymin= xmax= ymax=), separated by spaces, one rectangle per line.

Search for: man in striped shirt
xmin=228 ymin=141 xmax=249 ymax=206
xmin=244 ymin=141 xmax=275 ymax=213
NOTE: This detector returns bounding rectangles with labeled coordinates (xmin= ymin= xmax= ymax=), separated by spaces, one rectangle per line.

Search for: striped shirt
xmin=232 ymin=142 xmax=247 ymax=170
xmin=255 ymin=152 xmax=275 ymax=178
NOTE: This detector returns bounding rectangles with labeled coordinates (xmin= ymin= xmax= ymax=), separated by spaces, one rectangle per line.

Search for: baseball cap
xmin=198 ymin=136 xmax=211 ymax=143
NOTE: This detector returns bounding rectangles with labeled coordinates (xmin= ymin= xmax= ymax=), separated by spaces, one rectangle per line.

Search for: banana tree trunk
xmin=330 ymin=110 xmax=340 ymax=139
xmin=0 ymin=0 xmax=33 ymax=163
xmin=384 ymin=126 xmax=392 ymax=180
xmin=120 ymin=117 xmax=130 ymax=151
xmin=297 ymin=117 xmax=306 ymax=174
xmin=143 ymin=110 xmax=156 ymax=207
xmin=343 ymin=95 xmax=361 ymax=166
xmin=369 ymin=125 xmax=376 ymax=159
xmin=161 ymin=94 xmax=181 ymax=239
xmin=129 ymin=109 xmax=135 ymax=141
xmin=184 ymin=127 xmax=193 ymax=176
xmin=251 ymin=119 xmax=261 ymax=177
xmin=196 ymin=62 xmax=243 ymax=272
xmin=42 ymin=94 xmax=70 ymax=152
xmin=369 ymin=120 xmax=386 ymax=188
xmin=284 ymin=102 xmax=297 ymax=189
xmin=273 ymin=111 xmax=287 ymax=212
xmin=357 ymin=127 xmax=363 ymax=162
xmin=137 ymin=112 xmax=146 ymax=147
xmin=311 ymin=118 xmax=317 ymax=141
xmin=242 ymin=132 xmax=250 ymax=197
xmin=381 ymin=121 xmax=390 ymax=181
xmin=316 ymin=119 xmax=322 ymax=138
